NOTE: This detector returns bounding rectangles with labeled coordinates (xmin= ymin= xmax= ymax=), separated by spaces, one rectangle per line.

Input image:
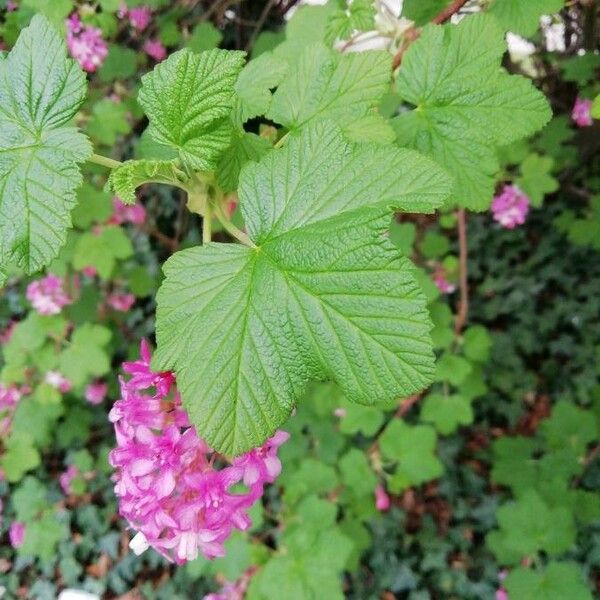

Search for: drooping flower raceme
xmin=143 ymin=39 xmax=167 ymax=62
xmin=109 ymin=341 xmax=289 ymax=564
xmin=571 ymin=96 xmax=593 ymax=127
xmin=26 ymin=274 xmax=71 ymax=316
xmin=66 ymin=14 xmax=108 ymax=73
xmin=491 ymin=185 xmax=530 ymax=229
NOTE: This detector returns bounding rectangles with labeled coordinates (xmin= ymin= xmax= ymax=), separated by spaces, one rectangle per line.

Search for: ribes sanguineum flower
xmin=375 ymin=484 xmax=390 ymax=511
xmin=45 ymin=371 xmax=72 ymax=394
xmin=571 ymin=96 xmax=593 ymax=127
xmin=85 ymin=381 xmax=108 ymax=405
xmin=491 ymin=185 xmax=530 ymax=229
xmin=9 ymin=521 xmax=25 ymax=548
xmin=109 ymin=197 xmax=146 ymax=226
xmin=66 ymin=14 xmax=108 ymax=73
xmin=26 ymin=274 xmax=71 ymax=315
xmin=60 ymin=465 xmax=80 ymax=495
xmin=128 ymin=6 xmax=152 ymax=31
xmin=107 ymin=292 xmax=135 ymax=312
xmin=109 ymin=341 xmax=288 ymax=564
xmin=144 ymin=39 xmax=167 ymax=62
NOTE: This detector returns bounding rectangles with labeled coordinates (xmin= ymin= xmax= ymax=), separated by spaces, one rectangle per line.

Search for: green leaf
xmin=339 ymin=448 xmax=377 ymax=498
xmin=72 ymin=183 xmax=113 ymax=228
xmin=591 ymin=94 xmax=600 ymax=119
xmin=85 ymin=99 xmax=131 ymax=146
xmin=268 ymin=44 xmax=391 ymax=133
xmin=234 ymin=53 xmax=288 ymax=125
xmin=326 ymin=0 xmax=376 ymax=43
xmin=58 ymin=324 xmax=112 ymax=387
xmin=562 ymin=53 xmax=600 ymax=86
xmin=154 ymin=122 xmax=449 ymax=454
xmin=187 ymin=22 xmax=223 ymax=53
xmin=0 ymin=432 xmax=41 ymax=482
xmin=488 ymin=0 xmax=565 ymax=37
xmin=138 ymin=48 xmax=246 ymax=170
xmin=435 ymin=353 xmax=472 ymax=386
xmin=486 ymin=491 xmax=576 ymax=564
xmin=12 ymin=476 xmax=47 ymax=521
xmin=339 ymin=403 xmax=384 ymax=437
xmin=342 ymin=114 xmax=396 ymax=145
xmin=421 ymin=392 xmax=473 ymax=435
xmin=0 ymin=15 xmax=91 ymax=275
xmin=505 ymin=562 xmax=593 ymax=600
xmin=19 ymin=511 xmax=68 ymax=562
xmin=516 ymin=154 xmax=558 ymax=207
xmin=109 ymin=159 xmax=188 ymax=204
xmin=402 ymin=0 xmax=453 ymax=25
xmin=491 ymin=436 xmax=539 ymax=493
xmin=540 ymin=401 xmax=597 ymax=459
xmin=379 ymin=420 xmax=443 ymax=492
xmin=72 ymin=226 xmax=134 ymax=279
xmin=462 ymin=325 xmax=492 ymax=363
xmin=22 ymin=0 xmax=72 ymax=27
xmin=393 ymin=14 xmax=551 ymax=210
xmin=217 ymin=132 xmax=272 ymax=193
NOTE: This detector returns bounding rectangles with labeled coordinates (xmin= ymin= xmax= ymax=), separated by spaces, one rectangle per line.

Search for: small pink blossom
xmin=9 ymin=522 xmax=25 ymax=548
xmin=110 ymin=341 xmax=288 ymax=564
xmin=571 ymin=96 xmax=593 ymax=127
xmin=333 ymin=407 xmax=347 ymax=418
xmin=85 ymin=381 xmax=108 ymax=405
xmin=491 ymin=185 xmax=530 ymax=229
xmin=60 ymin=465 xmax=80 ymax=495
xmin=26 ymin=274 xmax=71 ymax=316
xmin=45 ymin=371 xmax=72 ymax=394
xmin=0 ymin=321 xmax=16 ymax=345
xmin=128 ymin=6 xmax=152 ymax=31
xmin=66 ymin=14 xmax=108 ymax=73
xmin=107 ymin=292 xmax=136 ymax=312
xmin=109 ymin=197 xmax=146 ymax=225
xmin=375 ymin=484 xmax=391 ymax=511
xmin=6 ymin=1 xmax=18 ymax=11
xmin=81 ymin=266 xmax=98 ymax=278
xmin=204 ymin=566 xmax=257 ymax=600
xmin=496 ymin=590 xmax=509 ymax=600
xmin=144 ymin=39 xmax=167 ymax=62
xmin=433 ymin=274 xmax=456 ymax=294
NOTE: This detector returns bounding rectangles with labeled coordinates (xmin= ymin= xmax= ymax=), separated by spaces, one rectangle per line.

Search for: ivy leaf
xmin=109 ymin=159 xmax=188 ymax=204
xmin=0 ymin=15 xmax=91 ymax=275
xmin=268 ymin=45 xmax=391 ymax=133
xmin=488 ymin=0 xmax=565 ymax=37
xmin=486 ymin=490 xmax=576 ymax=564
xmin=393 ymin=14 xmax=551 ymax=210
xmin=154 ymin=122 xmax=450 ymax=454
xmin=516 ymin=153 xmax=558 ymax=207
xmin=379 ymin=420 xmax=443 ymax=492
xmin=504 ymin=562 xmax=593 ymax=600
xmin=138 ymin=48 xmax=246 ymax=170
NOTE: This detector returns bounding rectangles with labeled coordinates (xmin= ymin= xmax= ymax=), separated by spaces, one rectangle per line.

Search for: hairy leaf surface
xmin=0 ymin=15 xmax=91 ymax=275
xmin=154 ymin=123 xmax=451 ymax=454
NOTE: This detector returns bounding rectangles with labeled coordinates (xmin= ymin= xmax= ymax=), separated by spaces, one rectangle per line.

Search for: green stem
xmin=88 ymin=153 xmax=123 ymax=170
xmin=214 ymin=203 xmax=256 ymax=248
xmin=203 ymin=202 xmax=212 ymax=244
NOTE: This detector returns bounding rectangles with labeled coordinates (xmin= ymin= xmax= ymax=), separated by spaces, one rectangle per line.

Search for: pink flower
xmin=204 ymin=566 xmax=257 ymax=600
xmin=110 ymin=342 xmax=288 ymax=564
xmin=85 ymin=381 xmax=108 ymax=405
xmin=6 ymin=1 xmax=18 ymax=11
xmin=107 ymin=292 xmax=136 ymax=312
xmin=45 ymin=371 xmax=72 ymax=394
xmin=144 ymin=39 xmax=167 ymax=62
xmin=128 ymin=6 xmax=152 ymax=31
xmin=9 ymin=522 xmax=25 ymax=548
xmin=333 ymin=407 xmax=347 ymax=418
xmin=60 ymin=465 xmax=80 ymax=495
xmin=571 ymin=96 xmax=593 ymax=127
xmin=109 ymin=197 xmax=146 ymax=225
xmin=0 ymin=320 xmax=16 ymax=345
xmin=66 ymin=13 xmax=108 ymax=72
xmin=81 ymin=266 xmax=98 ymax=278
xmin=375 ymin=484 xmax=390 ymax=511
xmin=491 ymin=185 xmax=530 ymax=229
xmin=496 ymin=590 xmax=509 ymax=600
xmin=433 ymin=274 xmax=456 ymax=294
xmin=26 ymin=274 xmax=71 ymax=316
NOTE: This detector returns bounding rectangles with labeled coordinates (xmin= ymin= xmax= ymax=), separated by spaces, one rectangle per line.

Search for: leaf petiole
xmin=214 ymin=202 xmax=256 ymax=248
xmin=88 ymin=153 xmax=123 ymax=170
xmin=203 ymin=202 xmax=213 ymax=244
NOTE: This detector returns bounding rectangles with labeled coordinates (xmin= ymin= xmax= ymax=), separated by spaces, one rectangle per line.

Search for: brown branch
xmin=245 ymin=0 xmax=276 ymax=51
xmin=454 ymin=208 xmax=469 ymax=336
xmin=391 ymin=0 xmax=469 ymax=69
xmin=432 ymin=0 xmax=470 ymax=24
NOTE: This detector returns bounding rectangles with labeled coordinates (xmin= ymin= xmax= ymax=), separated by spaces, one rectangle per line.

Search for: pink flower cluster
xmin=85 ymin=381 xmax=108 ymax=405
xmin=491 ymin=185 xmax=530 ymax=229
xmin=66 ymin=14 xmax=108 ymax=73
xmin=204 ymin=567 xmax=257 ymax=600
xmin=26 ymin=274 xmax=71 ymax=316
xmin=0 ymin=383 xmax=23 ymax=436
xmin=107 ymin=292 xmax=136 ymax=312
xmin=127 ymin=6 xmax=152 ymax=31
xmin=109 ymin=341 xmax=289 ymax=564
xmin=571 ymin=96 xmax=593 ymax=127
xmin=144 ymin=39 xmax=167 ymax=62
xmin=109 ymin=197 xmax=146 ymax=226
